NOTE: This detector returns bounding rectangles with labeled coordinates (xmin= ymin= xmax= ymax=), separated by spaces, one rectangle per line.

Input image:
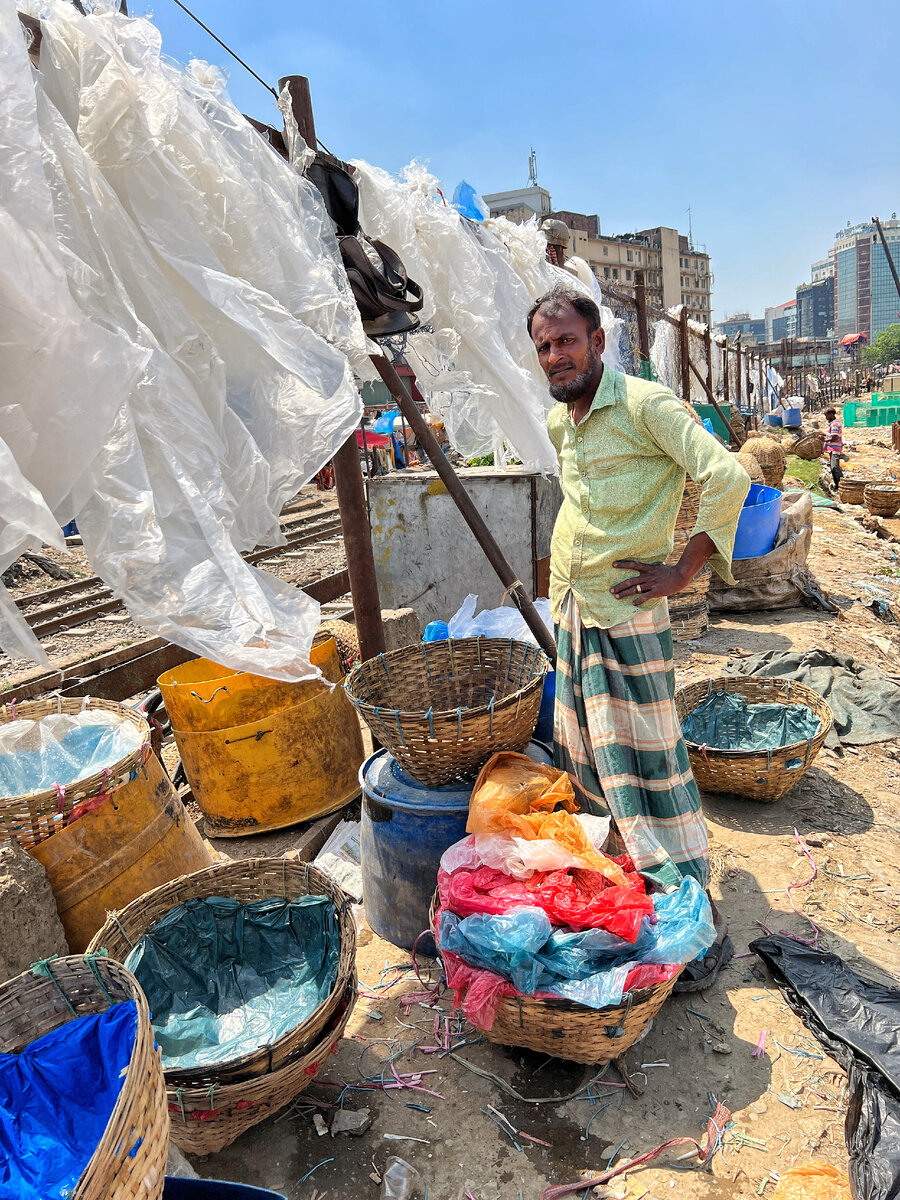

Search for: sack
xmin=306 ymin=152 xmax=423 ymax=328
xmin=710 ymin=491 xmax=820 ymax=612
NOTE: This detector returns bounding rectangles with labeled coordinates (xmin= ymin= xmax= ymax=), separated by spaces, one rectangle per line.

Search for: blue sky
xmin=139 ymin=0 xmax=899 ymax=323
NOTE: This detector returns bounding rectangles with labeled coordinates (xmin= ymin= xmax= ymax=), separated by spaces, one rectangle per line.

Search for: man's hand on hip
xmin=611 ymin=533 xmax=717 ymax=606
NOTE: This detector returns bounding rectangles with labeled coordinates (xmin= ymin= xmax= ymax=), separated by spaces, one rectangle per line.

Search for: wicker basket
xmin=167 ymin=983 xmax=355 ymax=1155
xmin=675 ymin=676 xmax=834 ymax=802
xmin=733 ymin=453 xmax=764 ymax=484
xmin=88 ymin=858 xmax=356 ymax=1085
xmin=740 ymin=437 xmax=785 ymax=488
xmin=864 ymin=483 xmax=900 ymax=518
xmin=0 ymin=955 xmax=168 ymax=1200
xmin=484 ymin=972 xmax=682 ymax=1064
xmin=791 ymin=431 xmax=825 ymax=461
xmin=838 ymin=478 xmax=867 ymax=505
xmin=344 ymin=638 xmax=550 ymax=787
xmin=0 ymin=698 xmax=149 ymax=850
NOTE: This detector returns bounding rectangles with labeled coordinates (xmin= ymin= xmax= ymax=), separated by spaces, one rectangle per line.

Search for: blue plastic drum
xmin=360 ymin=740 xmax=552 ymax=951
xmin=782 ymin=408 xmax=802 ymax=427
xmin=164 ymin=1180 xmax=286 ymax=1199
xmin=733 ymin=484 xmax=783 ymax=560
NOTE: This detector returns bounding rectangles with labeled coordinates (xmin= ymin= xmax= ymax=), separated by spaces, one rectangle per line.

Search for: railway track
xmin=13 ymin=507 xmax=345 ymax=639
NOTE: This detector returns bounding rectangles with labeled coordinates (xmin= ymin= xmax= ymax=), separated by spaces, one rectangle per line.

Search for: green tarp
xmin=681 ymin=690 xmax=821 ymax=753
xmin=125 ymin=895 xmax=339 ymax=1072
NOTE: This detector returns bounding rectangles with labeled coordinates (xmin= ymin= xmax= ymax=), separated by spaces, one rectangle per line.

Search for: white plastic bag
xmin=447 ymin=593 xmax=553 ymax=643
xmin=440 ymin=813 xmax=612 ymax=881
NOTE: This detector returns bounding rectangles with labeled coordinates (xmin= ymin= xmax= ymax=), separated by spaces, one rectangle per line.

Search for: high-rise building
xmin=795 ymin=278 xmax=835 ymax=339
xmin=715 ymin=313 xmax=766 ymax=344
xmin=831 ymin=217 xmax=900 ymax=341
xmin=765 ymin=300 xmax=797 ymax=343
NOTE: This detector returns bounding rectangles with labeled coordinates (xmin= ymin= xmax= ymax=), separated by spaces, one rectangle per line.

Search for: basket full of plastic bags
xmin=0 ymin=698 xmax=149 ymax=849
xmin=432 ymin=753 xmax=716 ymax=1065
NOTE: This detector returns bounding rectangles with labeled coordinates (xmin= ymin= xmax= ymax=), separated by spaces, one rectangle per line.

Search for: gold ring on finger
xmin=635 ymin=584 xmax=642 ymax=594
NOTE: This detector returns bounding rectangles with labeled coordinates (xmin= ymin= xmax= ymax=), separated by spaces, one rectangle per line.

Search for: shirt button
xmin=577 ymin=436 xmax=583 ymax=443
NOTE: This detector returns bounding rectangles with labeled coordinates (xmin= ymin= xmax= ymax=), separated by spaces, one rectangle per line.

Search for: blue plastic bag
xmin=437 ymin=907 xmax=550 ymax=993
xmin=451 ymin=181 xmax=488 ymax=222
xmin=422 ymin=621 xmax=449 ymax=642
xmin=0 ymin=999 xmax=137 ymax=1200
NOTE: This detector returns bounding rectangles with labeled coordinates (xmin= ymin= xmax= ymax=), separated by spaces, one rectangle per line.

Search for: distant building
xmin=715 ymin=313 xmax=766 ymax=344
xmin=485 ymin=187 xmax=713 ymax=322
xmin=796 ymin=278 xmax=834 ymax=339
xmin=482 ymin=186 xmax=552 ymax=225
xmin=765 ymin=300 xmax=797 ymax=343
xmin=811 ymin=257 xmax=835 ymax=283
xmin=831 ymin=217 xmax=900 ymax=341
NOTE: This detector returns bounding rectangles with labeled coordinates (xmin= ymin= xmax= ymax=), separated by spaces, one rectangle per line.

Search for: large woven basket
xmin=734 ymin=453 xmax=764 ymax=483
xmin=88 ymin=858 xmax=356 ymax=1085
xmin=344 ymin=638 xmax=550 ymax=787
xmin=740 ymin=436 xmax=785 ymax=488
xmin=0 ymin=955 xmax=168 ymax=1200
xmin=838 ymin=477 xmax=867 ymax=505
xmin=864 ymin=483 xmax=900 ymax=517
xmin=0 ymin=697 xmax=149 ymax=850
xmin=166 ymin=983 xmax=355 ymax=1155
xmin=791 ymin=431 xmax=825 ymax=461
xmin=675 ymin=676 xmax=834 ymax=802
xmin=484 ymin=972 xmax=682 ymax=1064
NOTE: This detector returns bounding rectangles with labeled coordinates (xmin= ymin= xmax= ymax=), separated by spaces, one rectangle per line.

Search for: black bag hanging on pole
xmin=307 ymin=152 xmax=423 ymax=337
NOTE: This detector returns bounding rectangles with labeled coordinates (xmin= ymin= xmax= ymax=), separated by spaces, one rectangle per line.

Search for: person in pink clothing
xmin=824 ymin=406 xmax=843 ymax=487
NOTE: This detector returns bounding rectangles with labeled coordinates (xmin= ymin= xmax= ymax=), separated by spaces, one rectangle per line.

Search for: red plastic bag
xmin=438 ymin=862 xmax=653 ymax=942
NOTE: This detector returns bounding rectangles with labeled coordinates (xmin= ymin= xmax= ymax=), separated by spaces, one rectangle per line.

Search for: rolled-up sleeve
xmin=638 ymin=393 xmax=751 ymax=583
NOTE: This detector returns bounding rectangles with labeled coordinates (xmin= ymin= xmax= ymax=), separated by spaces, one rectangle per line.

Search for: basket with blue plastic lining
xmin=344 ymin=638 xmax=550 ymax=787
xmin=675 ymin=676 xmax=834 ymax=802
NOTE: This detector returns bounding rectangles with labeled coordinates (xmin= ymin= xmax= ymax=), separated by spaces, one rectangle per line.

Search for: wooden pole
xmin=689 ymin=359 xmax=744 ymax=447
xmin=736 ymin=344 xmax=743 ymax=411
xmin=634 ymin=270 xmax=650 ymax=373
xmin=722 ymin=341 xmax=731 ymax=410
xmin=279 ymin=75 xmax=386 ymax=661
xmin=678 ymin=307 xmax=691 ymax=403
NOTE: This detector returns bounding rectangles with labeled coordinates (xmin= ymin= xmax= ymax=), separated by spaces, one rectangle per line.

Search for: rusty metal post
xmin=704 ymin=325 xmax=714 ymax=401
xmin=634 ymin=270 xmax=650 ymax=371
xmin=722 ymin=341 xmax=731 ymax=409
xmin=370 ymin=354 xmax=557 ymax=664
xmin=678 ymin=307 xmax=691 ymax=402
xmin=279 ymin=74 xmax=385 ymax=660
xmin=736 ymin=344 xmax=743 ymax=411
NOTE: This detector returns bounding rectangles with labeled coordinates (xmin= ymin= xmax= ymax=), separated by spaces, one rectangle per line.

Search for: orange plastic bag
xmin=466 ymin=752 xmax=629 ymax=888
xmin=771 ymin=1162 xmax=852 ymax=1199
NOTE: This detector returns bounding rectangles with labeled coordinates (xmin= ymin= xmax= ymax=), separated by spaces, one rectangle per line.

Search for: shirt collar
xmin=585 ymin=366 xmax=622 ymax=416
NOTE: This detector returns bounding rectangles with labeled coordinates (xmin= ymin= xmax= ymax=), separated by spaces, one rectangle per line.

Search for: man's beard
xmin=548 ymin=349 xmax=600 ymax=405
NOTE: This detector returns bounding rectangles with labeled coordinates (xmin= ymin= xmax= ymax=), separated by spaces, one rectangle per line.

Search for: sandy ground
xmin=156 ymin=428 xmax=900 ymax=1199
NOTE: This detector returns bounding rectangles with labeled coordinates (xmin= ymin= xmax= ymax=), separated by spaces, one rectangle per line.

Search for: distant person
xmin=866 ymin=373 xmax=874 ymax=393
xmin=824 ymin=407 xmax=843 ymax=487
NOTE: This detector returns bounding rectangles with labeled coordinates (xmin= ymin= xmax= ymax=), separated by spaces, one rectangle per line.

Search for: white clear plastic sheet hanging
xmin=650 ymin=317 xmax=681 ymax=394
xmin=1 ymin=1 xmax=367 ymax=678
xmin=354 ymin=161 xmax=611 ymax=473
xmin=0 ymin=710 xmax=144 ymax=797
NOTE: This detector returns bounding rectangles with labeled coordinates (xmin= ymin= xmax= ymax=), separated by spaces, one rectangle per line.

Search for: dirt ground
xmin=158 ymin=427 xmax=900 ymax=1199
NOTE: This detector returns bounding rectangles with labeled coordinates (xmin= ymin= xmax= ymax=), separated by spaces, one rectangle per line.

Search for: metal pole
xmin=634 ymin=270 xmax=650 ymax=370
xmin=736 ymin=344 xmax=743 ymax=411
xmin=370 ymin=353 xmax=557 ymax=663
xmin=279 ymin=74 xmax=385 ymax=660
xmin=722 ymin=340 xmax=731 ymax=409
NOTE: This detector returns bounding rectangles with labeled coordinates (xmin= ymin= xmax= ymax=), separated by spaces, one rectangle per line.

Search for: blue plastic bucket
xmin=782 ymin=408 xmax=802 ymax=428
xmin=534 ymin=671 xmax=556 ymax=743
xmin=164 ymin=1180 xmax=287 ymax=1199
xmin=733 ymin=484 xmax=783 ymax=560
xmin=763 ymin=412 xmax=782 ymax=427
xmin=360 ymin=740 xmax=552 ymax=950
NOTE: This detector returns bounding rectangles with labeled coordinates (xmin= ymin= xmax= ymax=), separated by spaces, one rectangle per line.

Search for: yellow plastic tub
xmin=30 ymin=751 xmax=212 ymax=951
xmin=161 ymin=636 xmax=364 ymax=837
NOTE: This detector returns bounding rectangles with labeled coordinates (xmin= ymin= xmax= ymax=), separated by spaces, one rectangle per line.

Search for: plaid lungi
xmin=553 ymin=591 xmax=709 ymax=891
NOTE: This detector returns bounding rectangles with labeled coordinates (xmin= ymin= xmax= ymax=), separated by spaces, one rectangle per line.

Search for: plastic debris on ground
xmin=435 ymin=752 xmax=715 ymax=1028
xmin=751 ymin=934 xmax=900 ymax=1200
xmin=0 ymin=2 xmax=368 ymax=676
xmin=125 ymin=895 xmax=339 ymax=1071
xmin=313 ymin=820 xmax=363 ymax=902
xmin=680 ymin=690 xmax=821 ymax=753
xmin=770 ymin=1162 xmax=852 ymax=1198
xmin=0 ymin=710 xmax=144 ymax=797
xmin=0 ymin=998 xmax=137 ymax=1200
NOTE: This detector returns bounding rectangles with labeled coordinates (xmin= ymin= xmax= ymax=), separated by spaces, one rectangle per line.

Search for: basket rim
xmin=675 ymin=675 xmax=834 ymax=759
xmin=344 ymin=637 xmax=551 ymax=721
xmin=87 ymin=857 xmax=356 ymax=1084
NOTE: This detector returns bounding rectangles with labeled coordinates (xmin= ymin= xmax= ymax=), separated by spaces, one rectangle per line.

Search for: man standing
xmin=528 ymin=285 xmax=750 ymax=989
xmin=823 ymin=406 xmax=843 ymax=487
